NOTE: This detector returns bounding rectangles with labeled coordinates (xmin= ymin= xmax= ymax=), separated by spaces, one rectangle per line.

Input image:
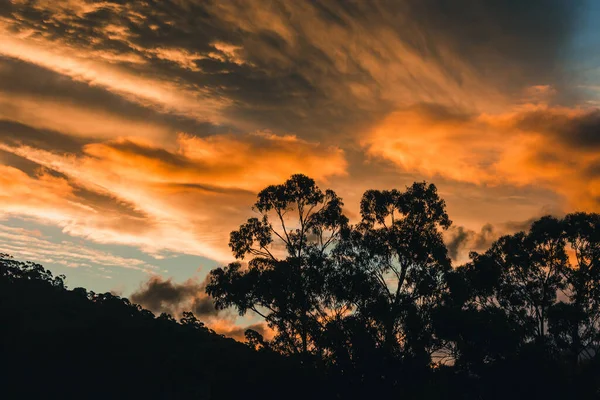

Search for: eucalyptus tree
xmin=206 ymin=174 xmax=349 ymax=358
xmin=454 ymin=217 xmax=568 ymax=344
xmin=549 ymin=212 xmax=600 ymax=364
xmin=333 ymin=182 xmax=453 ymax=367
xmin=441 ymin=215 xmax=571 ymax=372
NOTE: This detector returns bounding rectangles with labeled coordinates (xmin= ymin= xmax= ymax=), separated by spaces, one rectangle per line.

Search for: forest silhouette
xmin=2 ymin=174 xmax=600 ymax=399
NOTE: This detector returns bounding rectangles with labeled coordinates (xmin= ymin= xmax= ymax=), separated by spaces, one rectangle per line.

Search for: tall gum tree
xmin=333 ymin=182 xmax=452 ymax=367
xmin=206 ymin=174 xmax=349 ymax=358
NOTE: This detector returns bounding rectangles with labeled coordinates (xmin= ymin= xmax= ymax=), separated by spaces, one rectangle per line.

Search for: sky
xmin=1 ymin=0 xmax=600 ymax=338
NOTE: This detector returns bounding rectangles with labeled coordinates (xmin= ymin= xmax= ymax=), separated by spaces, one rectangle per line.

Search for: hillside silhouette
xmin=2 ymin=174 xmax=600 ymax=399
xmin=0 ymin=254 xmax=326 ymax=400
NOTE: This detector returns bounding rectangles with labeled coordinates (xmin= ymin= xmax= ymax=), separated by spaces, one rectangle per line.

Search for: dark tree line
xmin=2 ymin=174 xmax=600 ymax=399
xmin=0 ymin=254 xmax=326 ymax=400
xmin=207 ymin=174 xmax=600 ymax=398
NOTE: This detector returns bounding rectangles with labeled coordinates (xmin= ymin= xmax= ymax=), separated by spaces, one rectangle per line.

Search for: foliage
xmin=206 ymin=175 xmax=600 ymax=398
xmin=206 ymin=174 xmax=349 ymax=359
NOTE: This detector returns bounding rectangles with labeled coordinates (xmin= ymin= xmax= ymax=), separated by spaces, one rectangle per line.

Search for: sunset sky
xmin=1 ymin=0 xmax=600 ymax=337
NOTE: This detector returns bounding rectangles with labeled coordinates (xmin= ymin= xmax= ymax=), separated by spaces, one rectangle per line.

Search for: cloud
xmin=0 ymin=20 xmax=229 ymax=125
xmin=445 ymin=216 xmax=542 ymax=263
xmin=445 ymin=224 xmax=497 ymax=263
xmin=364 ymin=104 xmax=600 ymax=210
xmin=0 ymin=56 xmax=221 ymax=142
xmin=1 ymin=0 xmax=588 ymax=140
xmin=0 ymin=157 xmax=157 ymax=241
xmin=0 ymin=119 xmax=87 ymax=154
xmin=514 ymin=108 xmax=600 ymax=150
xmin=363 ymin=104 xmax=497 ymax=184
xmin=130 ymin=274 xmax=271 ymax=341
xmin=0 ymin=92 xmax=172 ymax=142
xmin=130 ymin=275 xmax=220 ymax=318
xmin=209 ymin=321 xmax=271 ymax=343
xmin=0 ymin=224 xmax=157 ymax=273
xmin=0 ymin=131 xmax=346 ymax=261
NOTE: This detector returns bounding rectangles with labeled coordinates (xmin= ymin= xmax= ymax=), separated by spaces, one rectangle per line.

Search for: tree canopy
xmin=206 ymin=174 xmax=600 ymax=398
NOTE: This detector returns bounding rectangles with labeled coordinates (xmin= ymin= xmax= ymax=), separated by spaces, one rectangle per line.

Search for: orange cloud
xmin=0 ymin=21 xmax=228 ymax=124
xmin=363 ymin=105 xmax=501 ymax=184
xmin=211 ymin=1 xmax=509 ymax=116
xmin=0 ymin=162 xmax=155 ymax=240
xmin=0 ymin=132 xmax=347 ymax=261
xmin=363 ymin=104 xmax=600 ymax=211
xmin=208 ymin=319 xmax=274 ymax=343
xmin=0 ymin=93 xmax=172 ymax=141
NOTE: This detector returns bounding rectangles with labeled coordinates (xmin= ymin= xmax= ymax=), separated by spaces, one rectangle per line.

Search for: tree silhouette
xmin=207 ymin=176 xmax=455 ymax=381
xmin=437 ymin=213 xmax=600 ymax=398
xmin=441 ymin=217 xmax=568 ymax=372
xmin=206 ymin=174 xmax=349 ymax=359
xmin=550 ymin=212 xmax=600 ymax=365
xmin=332 ymin=182 xmax=452 ymax=369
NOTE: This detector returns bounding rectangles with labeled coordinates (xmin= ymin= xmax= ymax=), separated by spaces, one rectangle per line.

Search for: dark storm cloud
xmin=446 ymin=226 xmax=471 ymax=261
xmin=130 ymin=274 xmax=266 ymax=340
xmin=446 ymin=224 xmax=496 ymax=261
xmin=503 ymin=217 xmax=538 ymax=233
xmin=584 ymin=160 xmax=600 ymax=179
xmin=446 ymin=217 xmax=545 ymax=262
xmin=407 ymin=103 xmax=474 ymax=124
xmin=130 ymin=275 xmax=220 ymax=318
xmin=131 ymin=276 xmax=196 ymax=313
xmin=72 ymin=185 xmax=150 ymax=221
xmin=191 ymin=295 xmax=219 ymax=318
xmin=516 ymin=108 xmax=600 ymax=150
xmin=400 ymin=0 xmax=581 ymax=86
xmin=163 ymin=182 xmax=255 ymax=196
xmin=105 ymin=140 xmax=192 ymax=168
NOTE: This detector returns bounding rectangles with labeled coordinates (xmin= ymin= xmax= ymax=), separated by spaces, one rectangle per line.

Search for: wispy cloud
xmin=0 ymin=224 xmax=158 ymax=273
xmin=0 ymin=131 xmax=346 ymax=261
xmin=0 ymin=21 xmax=229 ymax=125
